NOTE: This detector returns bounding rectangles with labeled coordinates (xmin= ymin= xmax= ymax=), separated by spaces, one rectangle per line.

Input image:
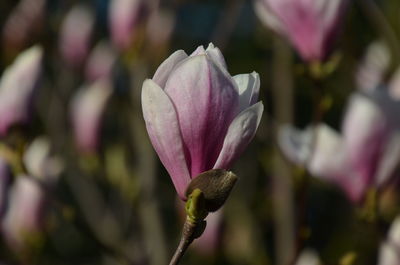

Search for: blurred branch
xmin=271 ymin=37 xmax=296 ymax=265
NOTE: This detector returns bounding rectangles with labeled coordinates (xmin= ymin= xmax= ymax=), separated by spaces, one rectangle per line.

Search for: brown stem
xmin=169 ymin=219 xmax=198 ymax=265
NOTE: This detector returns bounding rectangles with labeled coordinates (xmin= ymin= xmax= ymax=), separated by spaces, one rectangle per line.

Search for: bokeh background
xmin=1 ymin=0 xmax=400 ymax=264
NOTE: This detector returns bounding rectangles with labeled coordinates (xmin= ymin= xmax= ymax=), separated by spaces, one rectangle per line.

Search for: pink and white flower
xmin=142 ymin=43 xmax=264 ymax=200
xmin=254 ymin=0 xmax=348 ymax=61
xmin=279 ymin=94 xmax=399 ymax=202
xmin=0 ymin=46 xmax=42 ymax=135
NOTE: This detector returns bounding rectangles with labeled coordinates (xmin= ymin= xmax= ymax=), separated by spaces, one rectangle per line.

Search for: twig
xmin=169 ymin=218 xmax=204 ymax=265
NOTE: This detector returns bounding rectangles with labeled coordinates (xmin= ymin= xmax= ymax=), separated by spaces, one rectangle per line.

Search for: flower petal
xmin=342 ymin=94 xmax=388 ymax=185
xmin=152 ymin=50 xmax=188 ymax=88
xmin=278 ymin=124 xmax=313 ymax=165
xmin=141 ymin=79 xmax=190 ymax=199
xmin=213 ymin=102 xmax=263 ymax=169
xmin=0 ymin=45 xmax=43 ymax=135
xmin=233 ymin=71 xmax=260 ymax=112
xmin=164 ymin=55 xmax=239 ymax=176
xmin=205 ymin=43 xmax=227 ymax=70
xmin=374 ymin=132 xmax=400 ymax=187
xmin=308 ymin=124 xmax=346 ymax=180
xmin=254 ymin=0 xmax=285 ymax=33
xmin=190 ymin=45 xmax=206 ymax=56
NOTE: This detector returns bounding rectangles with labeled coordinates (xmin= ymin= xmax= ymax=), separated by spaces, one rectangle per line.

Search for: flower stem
xmin=169 ymin=217 xmax=205 ymax=265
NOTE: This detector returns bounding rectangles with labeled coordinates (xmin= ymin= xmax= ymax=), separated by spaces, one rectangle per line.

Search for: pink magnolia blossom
xmin=0 ymin=46 xmax=43 ymax=135
xmin=142 ymin=43 xmax=264 ymax=200
xmin=2 ymin=0 xmax=45 ymax=51
xmin=356 ymin=41 xmax=390 ymax=93
xmin=71 ymin=79 xmax=112 ymax=153
xmin=378 ymin=216 xmax=400 ymax=265
xmin=279 ymin=94 xmax=399 ymax=202
xmin=85 ymin=41 xmax=116 ymax=82
xmin=254 ymin=0 xmax=348 ymax=61
xmin=1 ymin=176 xmax=46 ymax=251
xmin=109 ymin=0 xmax=148 ymax=50
xmin=59 ymin=5 xmax=94 ymax=67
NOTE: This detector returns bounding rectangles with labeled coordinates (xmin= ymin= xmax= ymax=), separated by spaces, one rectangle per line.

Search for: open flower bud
xmin=142 ymin=43 xmax=263 ymax=200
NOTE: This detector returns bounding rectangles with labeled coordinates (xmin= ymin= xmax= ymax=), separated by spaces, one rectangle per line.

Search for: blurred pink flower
xmin=254 ymin=0 xmax=348 ymax=61
xmin=71 ymin=79 xmax=112 ymax=153
xmin=146 ymin=10 xmax=175 ymax=48
xmin=356 ymin=41 xmax=390 ymax=93
xmin=2 ymin=0 xmax=45 ymax=51
xmin=0 ymin=46 xmax=43 ymax=136
xmin=1 ymin=176 xmax=46 ymax=251
xmin=109 ymin=0 xmax=148 ymax=50
xmin=59 ymin=5 xmax=94 ymax=67
xmin=85 ymin=41 xmax=116 ymax=82
xmin=378 ymin=216 xmax=400 ymax=265
xmin=142 ymin=43 xmax=263 ymax=200
xmin=279 ymin=94 xmax=400 ymax=202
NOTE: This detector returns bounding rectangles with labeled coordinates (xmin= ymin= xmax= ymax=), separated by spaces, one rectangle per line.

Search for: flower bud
xmin=186 ymin=169 xmax=237 ymax=212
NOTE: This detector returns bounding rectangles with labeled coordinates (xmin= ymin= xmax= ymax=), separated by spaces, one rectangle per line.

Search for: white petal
xmin=233 ymin=72 xmax=260 ymax=112
xmin=152 ymin=50 xmax=188 ymax=88
xmin=141 ymin=79 xmax=191 ymax=199
xmin=278 ymin=124 xmax=313 ymax=165
xmin=213 ymin=102 xmax=263 ymax=169
xmin=375 ymin=132 xmax=400 ymax=187
xmin=205 ymin=43 xmax=228 ymax=70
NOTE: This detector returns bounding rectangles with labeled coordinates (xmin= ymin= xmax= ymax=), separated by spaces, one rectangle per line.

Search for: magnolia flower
xmin=146 ymin=10 xmax=175 ymax=48
xmin=378 ymin=216 xmax=400 ymax=265
xmin=142 ymin=43 xmax=263 ymax=199
xmin=71 ymin=79 xmax=112 ymax=153
xmin=109 ymin=0 xmax=148 ymax=50
xmin=59 ymin=5 xmax=94 ymax=67
xmin=0 ymin=46 xmax=43 ymax=135
xmin=85 ymin=41 xmax=116 ymax=82
xmin=356 ymin=41 xmax=390 ymax=93
xmin=2 ymin=0 xmax=45 ymax=51
xmin=1 ymin=176 xmax=46 ymax=251
xmin=23 ymin=137 xmax=63 ymax=184
xmin=254 ymin=0 xmax=348 ymax=61
xmin=279 ymin=94 xmax=399 ymax=202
